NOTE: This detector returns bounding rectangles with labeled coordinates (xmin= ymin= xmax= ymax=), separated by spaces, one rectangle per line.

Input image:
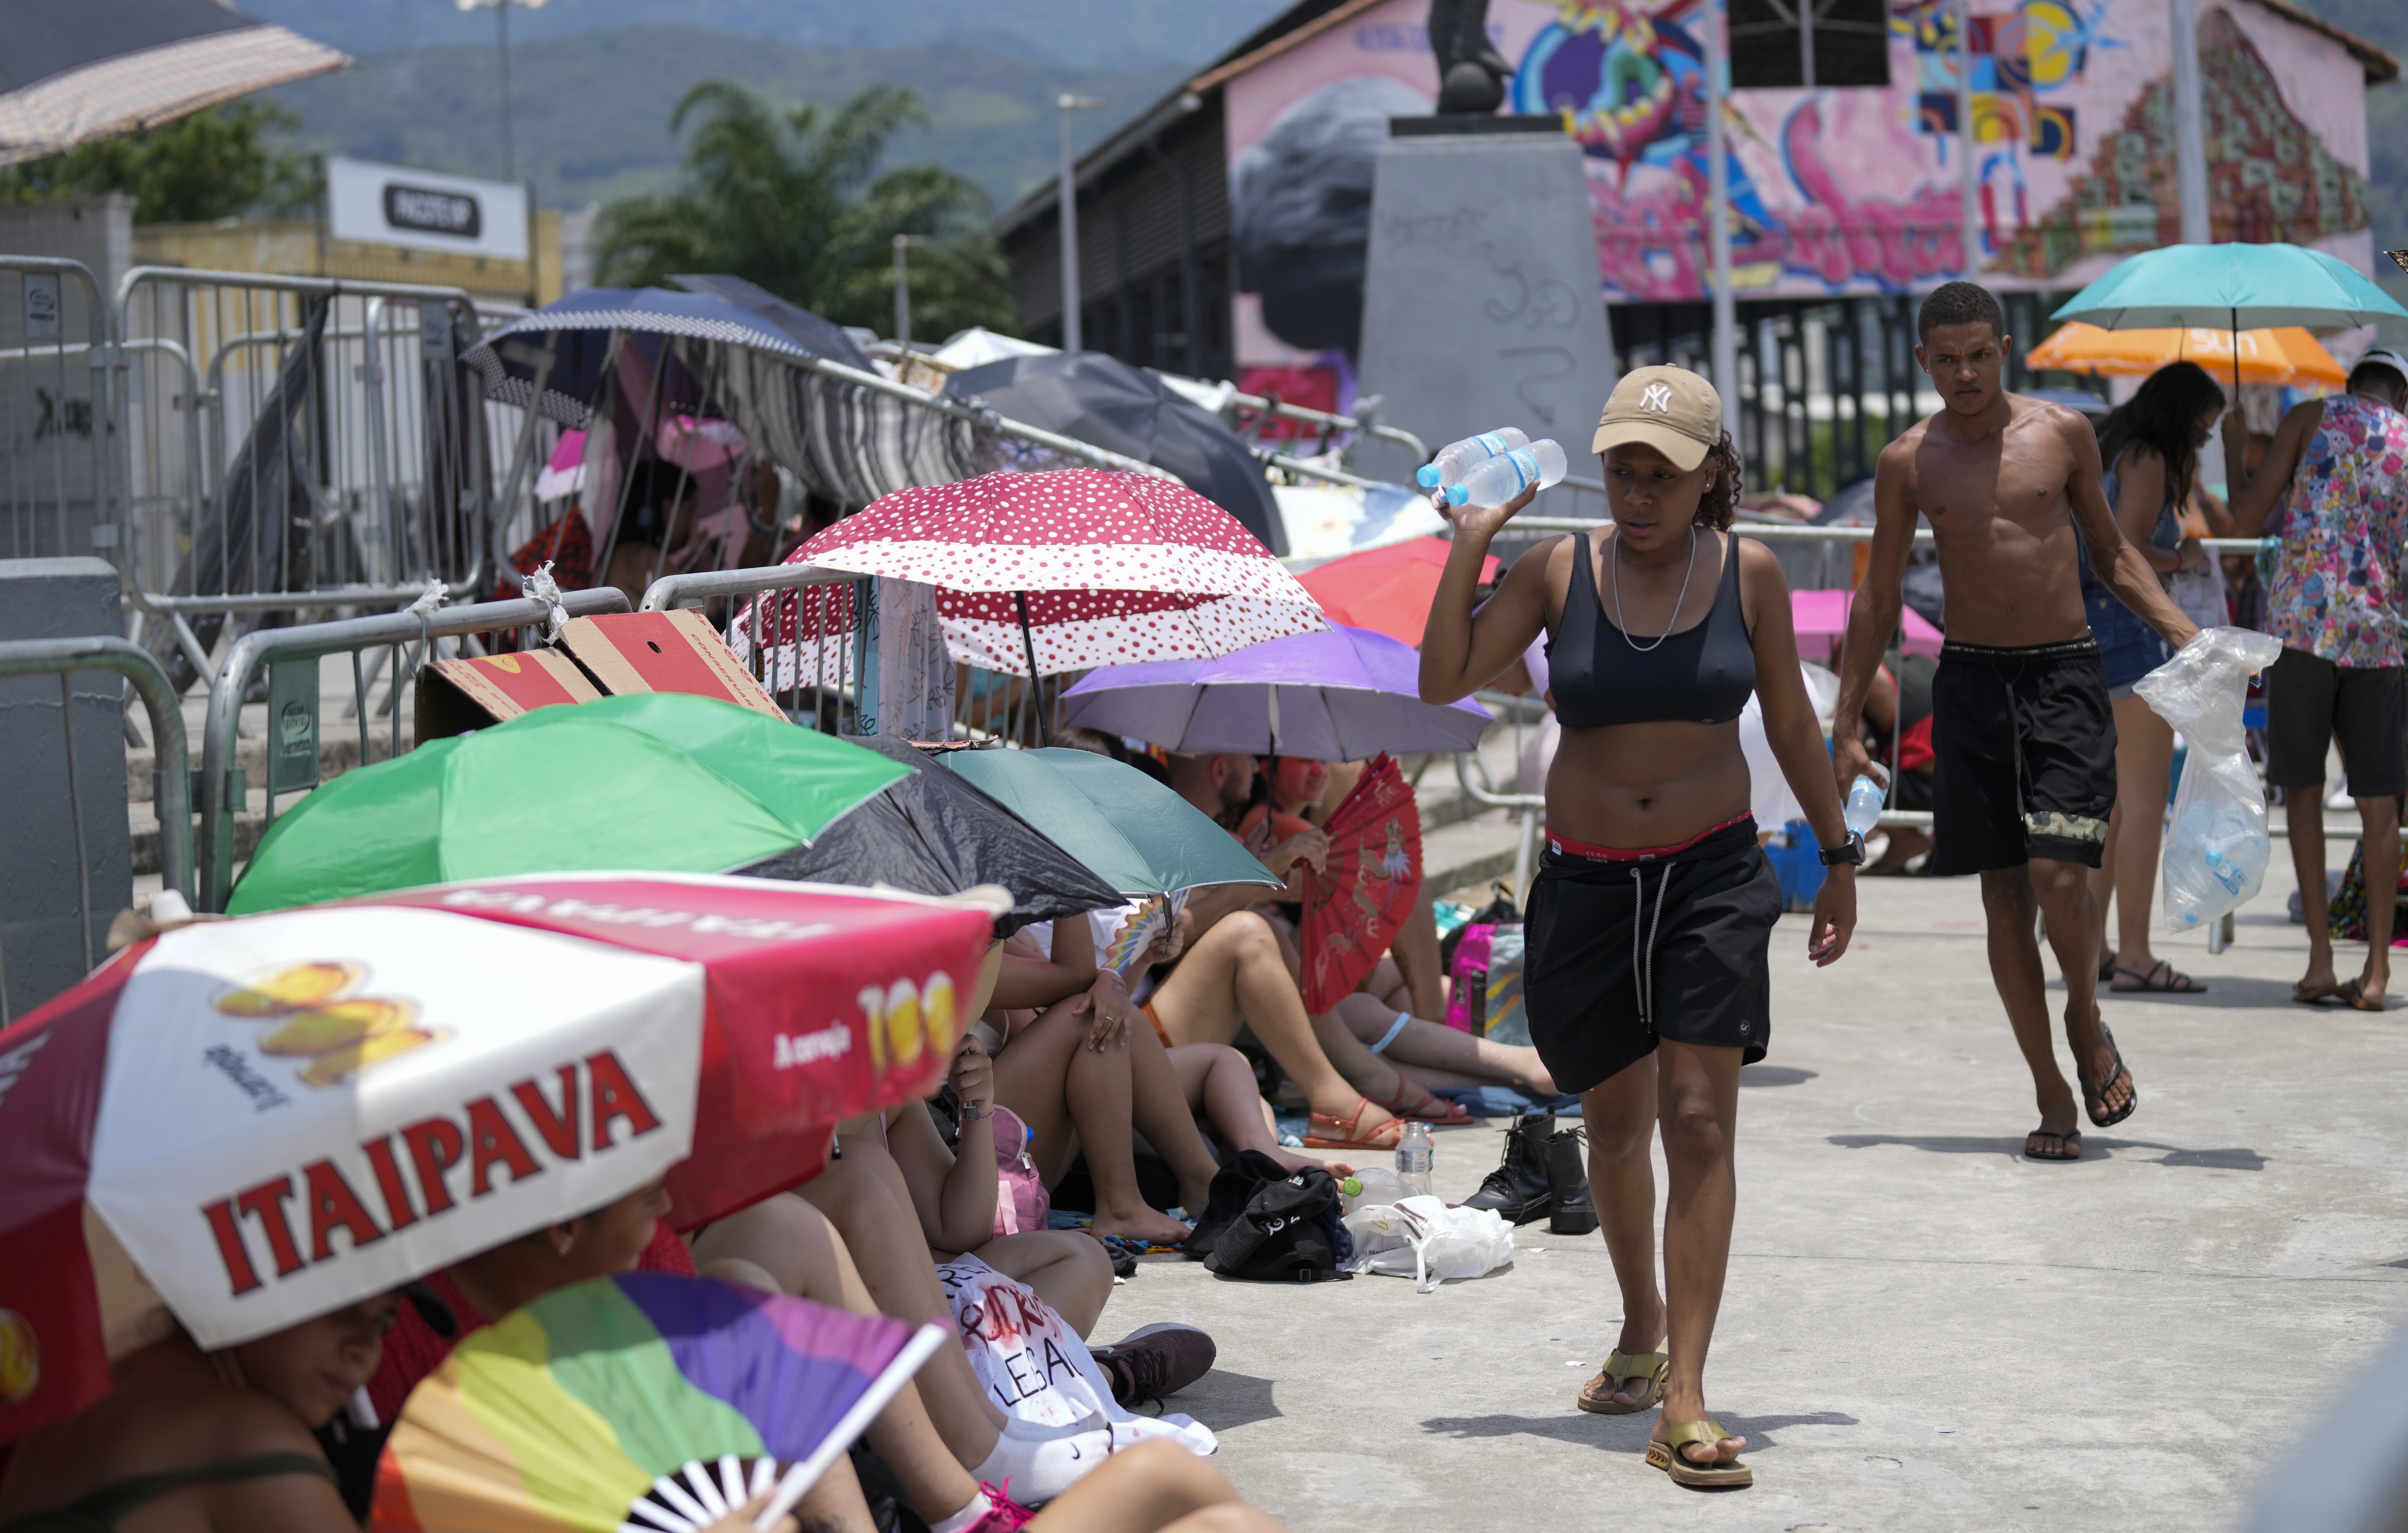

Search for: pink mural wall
xmin=1222 ymin=0 xmax=2377 ymax=359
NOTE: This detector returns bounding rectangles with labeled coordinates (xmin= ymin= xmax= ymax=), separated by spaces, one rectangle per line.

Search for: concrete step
xmin=125 ymin=728 xmax=398 ymax=803
xmin=1420 ymin=811 xmax=1532 ymax=906
xmin=130 ymin=795 xmax=267 ymax=877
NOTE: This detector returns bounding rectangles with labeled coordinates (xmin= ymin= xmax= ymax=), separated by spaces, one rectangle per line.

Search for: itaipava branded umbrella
xmin=227 ymin=694 xmax=905 ymax=914
xmin=2051 ymin=243 xmax=2408 ymax=398
xmin=940 ymin=747 xmax=1280 ymax=898
xmin=0 ymin=873 xmax=990 ymax=1444
xmin=735 ymin=469 xmax=1328 ymax=680
xmin=736 ymin=734 xmax=1125 ymax=939
xmin=2025 ymin=322 xmax=2346 ymax=388
xmin=1060 ymin=623 xmax=1492 ymax=759
xmin=1295 ymin=538 xmax=1497 ymax=649
xmin=372 ymin=1272 xmax=944 ymax=1533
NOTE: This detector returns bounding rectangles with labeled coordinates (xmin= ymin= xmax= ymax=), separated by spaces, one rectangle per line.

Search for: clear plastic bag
xmin=1341 ymin=1196 xmax=1514 ymax=1292
xmin=2132 ymin=627 xmax=2284 ymax=933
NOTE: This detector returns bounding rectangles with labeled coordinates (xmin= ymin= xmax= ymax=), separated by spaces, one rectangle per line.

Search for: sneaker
xmin=1461 ymin=1112 xmax=1555 ymax=1225
xmin=1090 ymin=1322 xmax=1216 ymax=1408
xmin=965 ymin=1484 xmax=1034 ymax=1532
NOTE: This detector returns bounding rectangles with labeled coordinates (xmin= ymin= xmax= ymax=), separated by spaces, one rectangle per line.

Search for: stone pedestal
xmin=1353 ymin=128 xmax=1618 ymax=487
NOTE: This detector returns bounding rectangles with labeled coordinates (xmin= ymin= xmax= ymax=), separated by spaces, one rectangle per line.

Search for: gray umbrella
xmin=0 ymin=0 xmax=348 ymax=164
xmin=945 ymin=350 xmax=1286 ymax=555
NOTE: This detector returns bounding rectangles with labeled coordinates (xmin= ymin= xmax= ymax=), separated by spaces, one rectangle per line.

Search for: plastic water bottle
xmin=1395 ymin=1121 xmax=1434 ymax=1198
xmin=1448 ymin=440 xmax=1568 ymax=506
xmin=1843 ymin=776 xmax=1884 ymax=838
xmin=1417 ymin=428 xmax=1530 ymax=490
xmin=1339 ymin=1166 xmax=1415 ymax=1214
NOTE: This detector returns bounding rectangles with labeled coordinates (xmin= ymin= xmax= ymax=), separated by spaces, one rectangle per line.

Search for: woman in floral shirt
xmin=2224 ymin=347 xmax=2408 ymax=1011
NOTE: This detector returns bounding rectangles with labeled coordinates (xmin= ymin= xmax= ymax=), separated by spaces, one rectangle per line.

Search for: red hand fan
xmin=1300 ymin=755 xmax=1422 ymax=1013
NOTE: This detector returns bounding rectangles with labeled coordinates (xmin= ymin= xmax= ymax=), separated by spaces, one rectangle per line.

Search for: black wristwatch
xmin=1818 ymin=830 xmax=1866 ymax=867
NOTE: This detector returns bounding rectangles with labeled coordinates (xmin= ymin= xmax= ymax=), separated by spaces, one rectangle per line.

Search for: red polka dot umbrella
xmin=734 ymin=469 xmax=1329 ymax=681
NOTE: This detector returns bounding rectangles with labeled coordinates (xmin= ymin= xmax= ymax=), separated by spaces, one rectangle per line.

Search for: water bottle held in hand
xmin=1417 ymin=428 xmax=1530 ymax=490
xmin=1448 ymin=440 xmax=1568 ymax=506
xmin=1395 ymin=1121 xmax=1434 ymax=1198
xmin=1843 ymin=776 xmax=1884 ymax=838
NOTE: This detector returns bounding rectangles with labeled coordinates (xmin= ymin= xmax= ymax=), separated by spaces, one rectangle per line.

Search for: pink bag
xmin=990 ymin=1104 xmax=1050 ymax=1237
xmin=1444 ymin=925 xmax=1494 ymax=1034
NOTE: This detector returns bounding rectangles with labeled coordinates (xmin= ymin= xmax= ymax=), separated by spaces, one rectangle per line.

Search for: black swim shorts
xmin=1930 ymin=638 xmax=2117 ymax=874
xmin=1522 ymin=818 xmax=1780 ymax=1095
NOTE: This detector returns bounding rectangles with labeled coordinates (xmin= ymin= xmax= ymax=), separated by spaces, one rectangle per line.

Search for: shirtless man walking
xmin=1831 ymin=283 xmax=2200 ymax=1161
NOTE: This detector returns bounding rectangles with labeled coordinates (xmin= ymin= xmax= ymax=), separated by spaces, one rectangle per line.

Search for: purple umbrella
xmin=1060 ymin=624 xmax=1492 ymax=758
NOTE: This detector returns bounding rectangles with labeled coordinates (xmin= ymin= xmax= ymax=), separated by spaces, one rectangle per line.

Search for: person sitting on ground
xmin=0 ymin=1298 xmax=400 ymax=1533
xmin=365 ymin=1181 xmax=992 ymax=1533
xmin=601 ymin=458 xmax=700 ymax=609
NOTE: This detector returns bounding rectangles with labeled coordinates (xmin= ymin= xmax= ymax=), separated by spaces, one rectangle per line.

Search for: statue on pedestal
xmin=1428 ymin=0 xmax=1516 ymax=114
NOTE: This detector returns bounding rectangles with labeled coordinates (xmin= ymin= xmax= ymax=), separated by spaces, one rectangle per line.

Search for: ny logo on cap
xmin=1640 ymin=383 xmax=1673 ymax=413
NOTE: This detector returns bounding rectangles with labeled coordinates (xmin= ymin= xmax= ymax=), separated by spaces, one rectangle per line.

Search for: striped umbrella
xmin=0 ymin=0 xmax=350 ymax=165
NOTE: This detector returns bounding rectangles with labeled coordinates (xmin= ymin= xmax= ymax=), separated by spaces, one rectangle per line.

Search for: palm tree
xmin=598 ymin=81 xmax=1016 ymax=341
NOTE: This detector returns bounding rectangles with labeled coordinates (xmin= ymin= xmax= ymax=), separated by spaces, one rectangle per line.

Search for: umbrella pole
xmin=1014 ymin=590 xmax=1049 ymax=746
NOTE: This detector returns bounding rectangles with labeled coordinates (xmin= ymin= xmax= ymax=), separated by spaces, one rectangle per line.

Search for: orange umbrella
xmin=1295 ymin=537 xmax=1498 ymax=649
xmin=2026 ymin=322 xmax=2345 ymax=387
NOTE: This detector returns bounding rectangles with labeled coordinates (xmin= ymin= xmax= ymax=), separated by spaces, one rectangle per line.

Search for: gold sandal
xmin=1574 ymin=1349 xmax=1666 ymax=1415
xmin=1646 ymin=1419 xmax=1751 ymax=1488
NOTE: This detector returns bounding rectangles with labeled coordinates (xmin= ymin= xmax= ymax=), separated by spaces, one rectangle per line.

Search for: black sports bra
xmin=1547 ymin=529 xmax=1756 ymax=728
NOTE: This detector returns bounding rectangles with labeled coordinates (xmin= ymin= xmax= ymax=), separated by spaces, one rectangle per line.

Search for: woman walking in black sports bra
xmin=1420 ymin=366 xmax=1856 ymax=1490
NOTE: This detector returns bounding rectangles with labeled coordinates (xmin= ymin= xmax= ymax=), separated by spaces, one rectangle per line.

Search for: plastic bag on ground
xmin=2132 ymin=627 xmax=2284 ymax=933
xmin=1340 ymin=1195 xmax=1514 ymax=1292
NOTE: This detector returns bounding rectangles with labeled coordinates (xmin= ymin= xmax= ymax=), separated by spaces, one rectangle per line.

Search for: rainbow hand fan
xmin=372 ymin=1273 xmax=944 ymax=1533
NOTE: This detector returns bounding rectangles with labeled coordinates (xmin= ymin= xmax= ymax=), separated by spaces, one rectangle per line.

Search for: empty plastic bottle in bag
xmin=1843 ymin=776 xmax=1884 ymax=838
xmin=1417 ymin=428 xmax=1530 ymax=490
xmin=1396 ymin=1121 xmax=1434 ymax=1198
xmin=1447 ymin=440 xmax=1568 ymax=506
xmin=1339 ymin=1166 xmax=1415 ymax=1214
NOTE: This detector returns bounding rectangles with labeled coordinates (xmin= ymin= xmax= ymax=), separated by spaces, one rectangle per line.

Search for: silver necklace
xmin=1610 ymin=525 xmax=1700 ymax=653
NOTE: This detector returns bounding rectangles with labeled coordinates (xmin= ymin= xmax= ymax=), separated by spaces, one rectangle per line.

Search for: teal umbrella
xmin=2052 ymin=243 xmax=2408 ymax=395
xmin=940 ymin=747 xmax=1280 ymax=896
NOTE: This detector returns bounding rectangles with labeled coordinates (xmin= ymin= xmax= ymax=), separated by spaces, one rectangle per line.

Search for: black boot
xmin=1546 ymin=1125 xmax=1597 ymax=1236
xmin=1463 ymin=1112 xmax=1555 ymax=1224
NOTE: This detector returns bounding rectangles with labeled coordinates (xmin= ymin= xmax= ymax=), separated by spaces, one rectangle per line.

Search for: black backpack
xmin=1191 ymin=1151 xmax=1353 ymax=1283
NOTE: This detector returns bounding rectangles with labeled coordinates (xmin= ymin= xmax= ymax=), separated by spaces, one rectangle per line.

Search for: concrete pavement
xmin=1094 ymin=862 xmax=2408 ymax=1532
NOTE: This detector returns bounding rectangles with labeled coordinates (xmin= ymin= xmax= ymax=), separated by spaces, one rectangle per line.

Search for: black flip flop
xmin=2079 ymin=1024 xmax=2138 ymax=1128
xmin=2024 ymin=1127 xmax=2082 ymax=1161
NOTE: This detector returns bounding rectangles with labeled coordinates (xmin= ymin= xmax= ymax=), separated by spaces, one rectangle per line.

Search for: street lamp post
xmin=1056 ymin=94 xmax=1108 ymax=353
xmin=455 ymin=0 xmax=548 ymax=184
xmin=2168 ymin=0 xmax=2211 ymax=244
xmin=892 ymin=234 xmax=931 ymax=350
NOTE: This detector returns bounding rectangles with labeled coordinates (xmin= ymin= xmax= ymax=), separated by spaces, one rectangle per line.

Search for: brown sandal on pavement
xmin=1648 ymin=1420 xmax=1752 ymax=1488
xmin=2336 ymin=977 xmax=2388 ymax=1012
xmin=2112 ymin=959 xmax=2206 ymax=993
xmin=1576 ymin=1349 xmax=1667 ymax=1414
xmin=2023 ymin=1126 xmax=2082 ymax=1161
xmin=1302 ymin=1100 xmax=1406 ymax=1151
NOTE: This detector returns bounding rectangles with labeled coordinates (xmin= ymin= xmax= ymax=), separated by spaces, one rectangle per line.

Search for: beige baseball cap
xmin=1591 ymin=365 xmax=1722 ymax=472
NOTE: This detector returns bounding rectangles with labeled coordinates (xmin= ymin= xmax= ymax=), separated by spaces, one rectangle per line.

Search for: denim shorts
xmin=2086 ymin=582 xmax=2174 ymax=697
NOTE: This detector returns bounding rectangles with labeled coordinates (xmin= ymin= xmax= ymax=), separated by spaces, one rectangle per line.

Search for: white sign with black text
xmin=326 ymin=156 xmax=528 ymax=262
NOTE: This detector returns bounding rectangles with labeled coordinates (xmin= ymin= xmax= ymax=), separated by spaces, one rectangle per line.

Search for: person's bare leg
xmin=1653 ymin=1039 xmax=1746 ymax=1467
xmin=789 ymin=1163 xmax=1008 ymax=1469
xmin=993 ymin=998 xmax=1190 ymax=1246
xmin=1024 ymin=1440 xmax=1273 ymax=1533
xmin=1125 ymin=1013 xmax=1230 ymax=1217
xmin=786 ymin=1452 xmax=878 ymax=1533
xmin=2354 ymin=793 xmax=2398 ymax=1005
xmin=1149 ymin=911 xmax=1396 ymax=1132
xmin=2088 ymin=800 xmax=2121 ymax=973
xmin=1577 ymin=1053 xmax=1664 ymax=1409
xmin=2109 ymin=695 xmax=2177 ymax=977
xmin=690 ymin=1195 xmax=987 ymax=1523
xmin=2029 ymin=855 xmax=2130 ymax=1119
xmin=1333 ymin=992 xmax=1554 ymax=1095
xmin=975 ymin=1230 xmax=1113 ymax=1337
xmin=2290 ymin=784 xmax=2339 ymax=995
xmin=1980 ymin=866 xmax=2082 ymax=1146
xmin=1165 ymin=1042 xmax=1349 ymax=1176
xmin=1390 ymin=895 xmax=1447 ymax=1021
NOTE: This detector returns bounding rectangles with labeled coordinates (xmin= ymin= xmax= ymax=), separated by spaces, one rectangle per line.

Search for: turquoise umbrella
xmin=940 ymin=747 xmax=1280 ymax=897
xmin=2052 ymin=243 xmax=2408 ymax=395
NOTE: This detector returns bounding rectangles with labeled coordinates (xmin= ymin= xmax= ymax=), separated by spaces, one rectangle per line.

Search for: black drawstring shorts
xmin=1523 ymin=818 xmax=1781 ymax=1095
xmin=1929 ymin=638 xmax=2118 ymax=875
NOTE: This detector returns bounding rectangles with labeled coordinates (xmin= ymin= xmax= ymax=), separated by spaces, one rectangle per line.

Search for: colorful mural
xmin=1221 ymin=0 xmax=2379 ymax=344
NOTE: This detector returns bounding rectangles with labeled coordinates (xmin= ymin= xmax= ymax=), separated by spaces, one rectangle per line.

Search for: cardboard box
xmin=557 ymin=609 xmax=785 ymax=718
xmin=416 ymin=647 xmax=603 ymax=743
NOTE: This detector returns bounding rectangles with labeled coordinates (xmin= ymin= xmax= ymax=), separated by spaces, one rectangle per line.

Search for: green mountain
xmin=263 ymin=24 xmax=1194 ymax=210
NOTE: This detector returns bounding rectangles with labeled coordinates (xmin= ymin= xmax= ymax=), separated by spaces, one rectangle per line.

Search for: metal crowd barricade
xmin=197 ymin=588 xmax=632 ymax=911
xmin=0 ymin=257 xmax=115 ymax=564
xmin=639 ymin=563 xmax=883 ymax=738
xmin=0 ymin=636 xmax=190 ymax=1022
xmin=114 ymin=267 xmax=504 ymax=641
